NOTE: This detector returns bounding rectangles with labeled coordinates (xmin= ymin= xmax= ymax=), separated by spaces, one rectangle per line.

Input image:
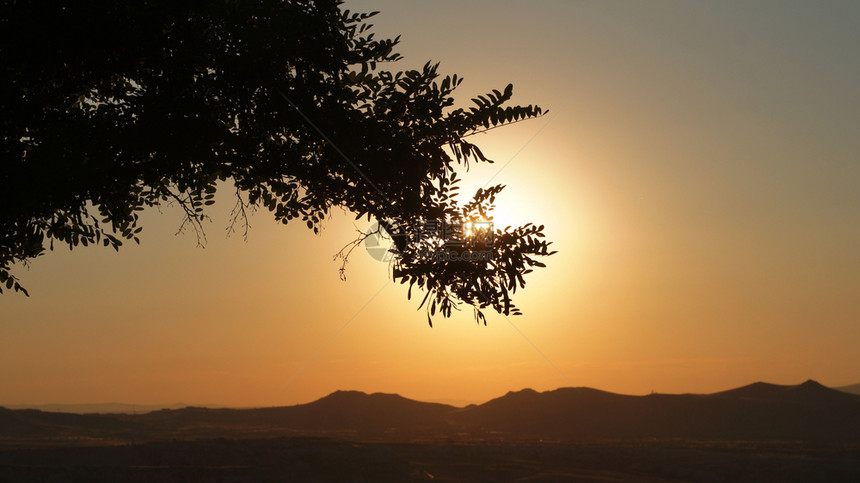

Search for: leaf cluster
xmin=0 ymin=0 xmax=555 ymax=323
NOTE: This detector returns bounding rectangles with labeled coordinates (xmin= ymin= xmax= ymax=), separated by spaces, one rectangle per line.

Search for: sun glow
xmin=482 ymin=201 xmax=527 ymax=234
xmin=462 ymin=220 xmax=493 ymax=238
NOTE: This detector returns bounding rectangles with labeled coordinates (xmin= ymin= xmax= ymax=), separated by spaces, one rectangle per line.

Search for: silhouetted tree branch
xmin=0 ymin=0 xmax=555 ymax=324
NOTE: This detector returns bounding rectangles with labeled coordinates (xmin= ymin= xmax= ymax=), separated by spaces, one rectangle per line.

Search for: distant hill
xmin=132 ymin=390 xmax=457 ymax=440
xmin=1 ymin=403 xmax=224 ymax=414
xmin=713 ymin=379 xmax=858 ymax=403
xmin=0 ymin=406 xmax=141 ymax=440
xmin=3 ymin=381 xmax=860 ymax=444
xmin=836 ymin=383 xmax=860 ymax=396
xmin=446 ymin=380 xmax=860 ymax=441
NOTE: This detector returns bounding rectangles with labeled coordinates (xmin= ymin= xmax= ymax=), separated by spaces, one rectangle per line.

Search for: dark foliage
xmin=0 ymin=0 xmax=554 ymax=323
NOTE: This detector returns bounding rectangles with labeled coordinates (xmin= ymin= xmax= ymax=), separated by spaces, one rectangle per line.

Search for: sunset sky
xmin=2 ymin=1 xmax=859 ymax=408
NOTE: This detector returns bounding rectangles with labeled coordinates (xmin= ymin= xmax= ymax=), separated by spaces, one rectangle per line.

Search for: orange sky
xmin=2 ymin=1 xmax=859 ymax=408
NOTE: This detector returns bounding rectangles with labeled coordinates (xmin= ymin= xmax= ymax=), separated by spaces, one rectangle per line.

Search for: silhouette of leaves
xmin=0 ymin=0 xmax=554 ymax=323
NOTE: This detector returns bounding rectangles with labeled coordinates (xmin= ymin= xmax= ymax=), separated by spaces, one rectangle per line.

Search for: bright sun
xmin=462 ymin=219 xmax=494 ymax=238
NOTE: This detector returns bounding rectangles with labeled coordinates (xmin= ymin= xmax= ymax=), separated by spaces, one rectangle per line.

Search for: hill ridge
xmin=3 ymin=380 xmax=859 ymax=444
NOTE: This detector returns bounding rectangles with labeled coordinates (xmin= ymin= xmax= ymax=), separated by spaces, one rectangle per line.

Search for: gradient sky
xmin=2 ymin=0 xmax=859 ymax=408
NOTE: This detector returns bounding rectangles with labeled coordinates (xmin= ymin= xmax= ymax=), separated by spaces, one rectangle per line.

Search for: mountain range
xmin=3 ymin=380 xmax=860 ymax=444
